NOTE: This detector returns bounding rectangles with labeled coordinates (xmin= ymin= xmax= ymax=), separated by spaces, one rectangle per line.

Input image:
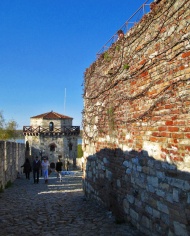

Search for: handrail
xmin=23 ymin=126 xmax=80 ymax=136
xmin=96 ymin=0 xmax=152 ymax=58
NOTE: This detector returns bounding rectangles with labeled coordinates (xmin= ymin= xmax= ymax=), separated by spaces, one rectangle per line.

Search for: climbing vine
xmin=83 ymin=0 xmax=190 ymax=141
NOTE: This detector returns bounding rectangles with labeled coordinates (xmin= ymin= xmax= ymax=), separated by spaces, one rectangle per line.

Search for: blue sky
xmin=0 ymin=0 xmax=150 ymax=129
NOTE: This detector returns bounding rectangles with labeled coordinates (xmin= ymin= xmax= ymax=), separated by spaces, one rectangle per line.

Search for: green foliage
xmin=116 ymin=45 xmax=121 ymax=52
xmin=104 ymin=52 xmax=112 ymax=62
xmin=77 ymin=144 xmax=83 ymax=158
xmin=123 ymin=64 xmax=130 ymax=70
xmin=5 ymin=180 xmax=12 ymax=189
xmin=0 ymin=111 xmax=18 ymax=140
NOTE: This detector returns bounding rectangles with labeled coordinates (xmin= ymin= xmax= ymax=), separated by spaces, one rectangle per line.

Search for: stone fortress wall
xmin=83 ymin=0 xmax=190 ymax=235
xmin=0 ymin=141 xmax=25 ymax=190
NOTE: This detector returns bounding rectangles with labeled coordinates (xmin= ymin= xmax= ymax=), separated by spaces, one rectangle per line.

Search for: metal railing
xmin=23 ymin=126 xmax=80 ymax=136
xmin=96 ymin=0 xmax=152 ymax=58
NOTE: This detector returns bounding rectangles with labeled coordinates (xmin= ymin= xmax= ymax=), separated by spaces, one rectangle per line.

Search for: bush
xmin=77 ymin=144 xmax=83 ymax=158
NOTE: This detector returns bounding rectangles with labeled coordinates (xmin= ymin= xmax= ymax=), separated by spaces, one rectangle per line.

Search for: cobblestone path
xmin=0 ymin=171 xmax=141 ymax=236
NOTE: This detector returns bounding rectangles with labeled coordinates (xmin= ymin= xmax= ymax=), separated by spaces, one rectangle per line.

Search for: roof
xmin=31 ymin=111 xmax=73 ymax=120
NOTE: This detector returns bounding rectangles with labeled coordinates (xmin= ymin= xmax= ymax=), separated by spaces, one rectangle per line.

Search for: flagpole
xmin=64 ymin=88 xmax=66 ymax=114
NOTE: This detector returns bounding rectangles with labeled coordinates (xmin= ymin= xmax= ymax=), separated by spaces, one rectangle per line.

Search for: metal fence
xmin=96 ymin=0 xmax=152 ymax=58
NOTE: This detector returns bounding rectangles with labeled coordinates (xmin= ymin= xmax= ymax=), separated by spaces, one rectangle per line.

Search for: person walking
xmin=32 ymin=156 xmax=41 ymax=184
xmin=56 ymin=158 xmax=63 ymax=181
xmin=21 ymin=158 xmax=31 ymax=180
xmin=41 ymin=157 xmax=50 ymax=184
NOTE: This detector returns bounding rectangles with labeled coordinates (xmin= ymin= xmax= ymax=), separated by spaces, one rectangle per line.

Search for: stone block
xmin=152 ymin=209 xmax=160 ymax=219
xmin=173 ymin=188 xmax=179 ymax=202
xmin=157 ymin=201 xmax=169 ymax=214
xmin=141 ymin=215 xmax=151 ymax=229
xmin=156 ymin=189 xmax=165 ymax=198
xmin=147 ymin=176 xmax=159 ymax=187
xmin=127 ymin=194 xmax=135 ymax=204
xmin=173 ymin=221 xmax=189 ymax=236
xmin=130 ymin=209 xmax=139 ymax=221
xmin=123 ymin=198 xmax=129 ymax=214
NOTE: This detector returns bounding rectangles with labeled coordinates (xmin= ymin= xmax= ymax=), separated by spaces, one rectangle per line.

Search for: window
xmin=50 ymin=144 xmax=55 ymax=152
xmin=49 ymin=122 xmax=54 ymax=131
xmin=49 ymin=142 xmax=57 ymax=152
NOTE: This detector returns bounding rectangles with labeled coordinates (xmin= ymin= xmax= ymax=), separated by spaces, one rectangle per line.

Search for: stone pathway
xmin=0 ymin=171 xmax=141 ymax=236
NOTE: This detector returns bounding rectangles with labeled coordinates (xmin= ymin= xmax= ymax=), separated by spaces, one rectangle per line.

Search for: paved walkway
xmin=0 ymin=171 xmax=141 ymax=236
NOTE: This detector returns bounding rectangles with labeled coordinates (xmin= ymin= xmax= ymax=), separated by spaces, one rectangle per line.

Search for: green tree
xmin=77 ymin=144 xmax=83 ymax=158
xmin=0 ymin=111 xmax=18 ymax=140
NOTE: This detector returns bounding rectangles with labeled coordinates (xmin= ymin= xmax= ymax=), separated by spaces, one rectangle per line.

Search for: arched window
xmin=49 ymin=122 xmax=54 ymax=131
xmin=49 ymin=143 xmax=57 ymax=152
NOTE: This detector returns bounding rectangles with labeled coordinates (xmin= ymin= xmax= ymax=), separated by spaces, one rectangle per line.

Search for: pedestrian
xmin=21 ymin=158 xmax=31 ymax=179
xmin=41 ymin=157 xmax=50 ymax=184
xmin=67 ymin=160 xmax=70 ymax=171
xmin=32 ymin=156 xmax=41 ymax=184
xmin=117 ymin=29 xmax=124 ymax=40
xmin=56 ymin=158 xmax=63 ymax=181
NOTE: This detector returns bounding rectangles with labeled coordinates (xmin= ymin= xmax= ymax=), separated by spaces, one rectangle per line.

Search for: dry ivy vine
xmin=83 ymin=0 xmax=190 ymax=141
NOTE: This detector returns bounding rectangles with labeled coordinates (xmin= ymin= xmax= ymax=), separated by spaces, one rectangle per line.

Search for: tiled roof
xmin=31 ymin=111 xmax=73 ymax=119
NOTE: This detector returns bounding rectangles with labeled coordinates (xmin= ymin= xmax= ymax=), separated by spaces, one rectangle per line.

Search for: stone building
xmin=23 ymin=111 xmax=80 ymax=168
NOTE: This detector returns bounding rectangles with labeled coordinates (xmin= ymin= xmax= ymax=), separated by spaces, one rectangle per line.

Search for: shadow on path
xmin=0 ymin=171 xmax=140 ymax=236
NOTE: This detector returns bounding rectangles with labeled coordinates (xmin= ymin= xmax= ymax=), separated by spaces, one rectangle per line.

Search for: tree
xmin=0 ymin=111 xmax=18 ymax=140
xmin=77 ymin=144 xmax=83 ymax=158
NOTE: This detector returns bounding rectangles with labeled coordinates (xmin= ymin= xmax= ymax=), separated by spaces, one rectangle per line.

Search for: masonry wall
xmin=0 ymin=141 xmax=25 ymax=190
xmin=83 ymin=0 xmax=190 ymax=235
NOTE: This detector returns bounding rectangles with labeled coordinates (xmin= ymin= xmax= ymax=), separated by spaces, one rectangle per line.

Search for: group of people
xmin=21 ymin=156 xmax=63 ymax=184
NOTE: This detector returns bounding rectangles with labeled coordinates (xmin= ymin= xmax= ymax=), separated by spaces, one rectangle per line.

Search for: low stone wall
xmin=83 ymin=149 xmax=190 ymax=235
xmin=0 ymin=141 xmax=25 ymax=189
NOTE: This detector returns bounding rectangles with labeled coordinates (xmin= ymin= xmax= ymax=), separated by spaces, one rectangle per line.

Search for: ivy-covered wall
xmin=83 ymin=0 xmax=190 ymax=235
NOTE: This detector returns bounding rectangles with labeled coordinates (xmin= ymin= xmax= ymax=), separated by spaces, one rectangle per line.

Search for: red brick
xmin=173 ymin=139 xmax=179 ymax=144
xmin=171 ymin=115 xmax=178 ymax=120
xmin=148 ymin=90 xmax=157 ymax=96
xmin=182 ymin=51 xmax=190 ymax=58
xmin=165 ymin=121 xmax=173 ymax=125
xmin=150 ymin=137 xmax=159 ymax=142
xmin=173 ymin=120 xmax=186 ymax=126
xmin=179 ymin=65 xmax=185 ymax=70
xmin=165 ymin=104 xmax=174 ymax=109
xmin=130 ymin=81 xmax=136 ymax=86
xmin=152 ymin=132 xmax=160 ymax=137
xmin=171 ymin=133 xmax=184 ymax=139
xmin=185 ymin=133 xmax=190 ymax=139
xmin=158 ymin=126 xmax=167 ymax=131
xmin=140 ymin=71 xmax=148 ymax=77
xmin=168 ymin=127 xmax=179 ymax=132
xmin=185 ymin=146 xmax=190 ymax=151
xmin=135 ymin=45 xmax=142 ymax=51
xmin=160 ymin=27 xmax=166 ymax=33
xmin=160 ymin=132 xmax=171 ymax=137
xmin=150 ymin=137 xmax=167 ymax=143
xmin=173 ymin=157 xmax=183 ymax=162
xmin=160 ymin=153 xmax=166 ymax=159
xmin=139 ymin=59 xmax=146 ymax=65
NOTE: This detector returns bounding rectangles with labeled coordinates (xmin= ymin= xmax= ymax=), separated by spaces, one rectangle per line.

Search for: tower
xmin=23 ymin=111 xmax=80 ymax=168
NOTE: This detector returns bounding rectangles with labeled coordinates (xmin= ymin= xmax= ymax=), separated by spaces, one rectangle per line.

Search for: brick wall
xmin=83 ymin=0 xmax=190 ymax=235
xmin=0 ymin=141 xmax=25 ymax=190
